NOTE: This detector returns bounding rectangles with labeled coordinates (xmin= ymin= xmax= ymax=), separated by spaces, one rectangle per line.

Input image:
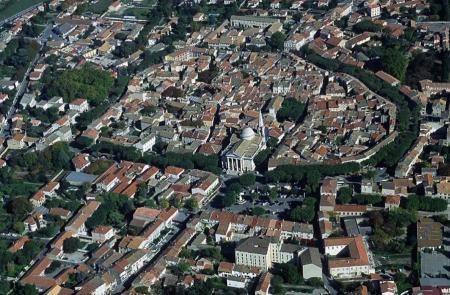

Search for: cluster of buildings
xmin=92 ymin=160 xmax=220 ymax=206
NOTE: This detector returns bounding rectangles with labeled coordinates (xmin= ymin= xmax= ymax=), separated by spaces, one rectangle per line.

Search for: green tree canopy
xmin=63 ymin=237 xmax=82 ymax=253
xmin=252 ymin=206 xmax=266 ymax=216
xmin=277 ymin=98 xmax=306 ymax=122
xmin=337 ymin=187 xmax=352 ymax=204
xmin=239 ymin=173 xmax=256 ymax=187
xmin=269 ymin=32 xmax=286 ymax=51
xmin=382 ymin=47 xmax=409 ymax=82
xmin=44 ymin=65 xmax=114 ymax=105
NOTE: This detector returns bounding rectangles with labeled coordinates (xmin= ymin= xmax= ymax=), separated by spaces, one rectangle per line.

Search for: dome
xmin=241 ymin=127 xmax=255 ymax=140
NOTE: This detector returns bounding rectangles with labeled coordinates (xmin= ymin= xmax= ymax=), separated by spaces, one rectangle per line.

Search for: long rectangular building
xmin=230 ymin=15 xmax=279 ymax=28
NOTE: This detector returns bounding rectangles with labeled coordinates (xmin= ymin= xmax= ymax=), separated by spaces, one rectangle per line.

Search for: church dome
xmin=241 ymin=127 xmax=255 ymax=140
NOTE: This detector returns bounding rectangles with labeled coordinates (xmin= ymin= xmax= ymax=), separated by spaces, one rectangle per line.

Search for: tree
xmin=269 ymin=32 xmax=286 ymax=51
xmin=44 ymin=65 xmax=114 ymax=105
xmin=354 ymin=194 xmax=382 ymax=205
xmin=306 ymin=277 xmax=323 ymax=287
xmin=406 ymin=52 xmax=437 ymax=88
xmin=75 ymin=136 xmax=94 ymax=148
xmin=13 ymin=222 xmax=24 ymax=234
xmin=337 ymin=187 xmax=352 ymax=204
xmin=160 ymin=199 xmax=169 ymax=209
xmin=198 ymin=247 xmax=223 ymax=261
xmin=185 ymin=197 xmax=198 ymax=210
xmin=63 ymin=237 xmax=82 ymax=253
xmin=6 ymin=198 xmax=32 ymax=220
xmin=22 ymin=240 xmax=43 ymax=261
xmin=85 ymin=193 xmax=134 ymax=229
xmin=277 ymin=98 xmax=306 ymax=122
xmin=290 ymin=205 xmax=315 ymax=222
xmin=252 ymin=206 xmax=266 ymax=216
xmin=45 ymin=261 xmax=62 ymax=274
xmin=274 ymin=263 xmax=303 ymax=285
xmin=170 ymin=198 xmax=183 ymax=209
xmin=271 ymin=275 xmax=284 ymax=294
xmin=14 ymin=284 xmax=39 ymax=295
xmin=249 ymin=191 xmax=260 ymax=202
xmin=175 ymin=262 xmax=191 ymax=275
xmin=268 ymin=187 xmax=278 ymax=200
xmin=406 ymin=195 xmax=447 ymax=212
xmin=394 ymin=272 xmax=412 ymax=294
xmin=306 ymin=170 xmax=321 ymax=191
xmin=179 ymin=248 xmax=193 ymax=259
xmin=353 ymin=20 xmax=382 ymax=33
xmin=388 ymin=208 xmax=417 ymax=227
xmin=442 ymin=50 xmax=450 ymax=82
xmin=382 ymin=47 xmax=409 ymax=82
xmin=239 ymin=173 xmax=256 ymax=187
xmin=221 ymin=192 xmax=237 ymax=207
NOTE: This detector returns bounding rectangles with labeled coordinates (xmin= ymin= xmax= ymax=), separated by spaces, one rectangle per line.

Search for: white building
xmin=235 ymin=236 xmax=301 ymax=271
xmin=368 ymin=3 xmax=381 ymax=17
xmin=69 ymin=98 xmax=89 ymax=113
xmin=134 ymin=135 xmax=156 ymax=153
xmin=230 ymin=15 xmax=279 ymax=28
xmin=299 ymin=247 xmax=322 ymax=280
xmin=222 ymin=115 xmax=266 ymax=175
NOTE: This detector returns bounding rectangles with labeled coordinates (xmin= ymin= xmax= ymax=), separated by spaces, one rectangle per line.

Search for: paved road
xmin=0 ymin=47 xmax=41 ymax=137
xmin=0 ymin=22 xmax=52 ymax=138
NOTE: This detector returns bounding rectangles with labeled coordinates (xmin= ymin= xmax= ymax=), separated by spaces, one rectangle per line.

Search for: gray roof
xmin=420 ymin=277 xmax=450 ymax=287
xmin=300 ymin=247 xmax=322 ymax=268
xmin=381 ymin=181 xmax=395 ymax=190
xmin=421 ymin=252 xmax=450 ymax=278
xmin=280 ymin=243 xmax=302 ymax=254
xmin=65 ymin=171 xmax=97 ymax=185
xmin=236 ymin=236 xmax=271 ymax=255
xmin=344 ymin=218 xmax=361 ymax=237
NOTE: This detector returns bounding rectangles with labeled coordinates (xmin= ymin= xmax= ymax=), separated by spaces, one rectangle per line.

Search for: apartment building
xmin=230 ymin=15 xmax=279 ymax=28
xmin=235 ymin=236 xmax=302 ymax=270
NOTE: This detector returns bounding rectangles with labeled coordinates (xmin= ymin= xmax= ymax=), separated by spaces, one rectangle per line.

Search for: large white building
xmin=230 ymin=15 xmax=279 ymax=28
xmin=235 ymin=236 xmax=302 ymax=270
xmin=222 ymin=115 xmax=266 ymax=175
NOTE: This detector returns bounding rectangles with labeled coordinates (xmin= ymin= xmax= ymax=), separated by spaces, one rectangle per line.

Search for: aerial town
xmin=0 ymin=0 xmax=449 ymax=294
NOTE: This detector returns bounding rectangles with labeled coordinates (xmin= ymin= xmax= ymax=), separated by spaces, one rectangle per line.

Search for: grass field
xmin=86 ymin=0 xmax=113 ymax=14
xmin=0 ymin=0 xmax=43 ymax=22
xmin=122 ymin=7 xmax=149 ymax=19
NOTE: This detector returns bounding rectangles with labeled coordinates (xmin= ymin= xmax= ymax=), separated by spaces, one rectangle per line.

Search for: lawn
xmin=0 ymin=0 xmax=43 ymax=22
xmin=0 ymin=65 xmax=15 ymax=79
xmin=122 ymin=7 xmax=150 ymax=19
xmin=86 ymin=0 xmax=113 ymax=14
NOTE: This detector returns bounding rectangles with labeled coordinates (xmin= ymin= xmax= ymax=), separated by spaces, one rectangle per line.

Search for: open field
xmin=85 ymin=0 xmax=113 ymax=14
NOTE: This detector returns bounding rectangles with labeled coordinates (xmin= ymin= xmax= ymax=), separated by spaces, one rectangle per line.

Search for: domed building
xmin=221 ymin=114 xmax=266 ymax=175
xmin=240 ymin=127 xmax=255 ymax=140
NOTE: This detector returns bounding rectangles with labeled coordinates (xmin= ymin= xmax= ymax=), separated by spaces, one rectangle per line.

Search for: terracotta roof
xmin=325 ymin=235 xmax=369 ymax=268
xmin=8 ymin=236 xmax=30 ymax=253
xmin=165 ymin=166 xmax=185 ymax=176
xmin=133 ymin=207 xmax=161 ymax=220
xmin=334 ymin=204 xmax=367 ymax=212
xmin=93 ymin=225 xmax=113 ymax=235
